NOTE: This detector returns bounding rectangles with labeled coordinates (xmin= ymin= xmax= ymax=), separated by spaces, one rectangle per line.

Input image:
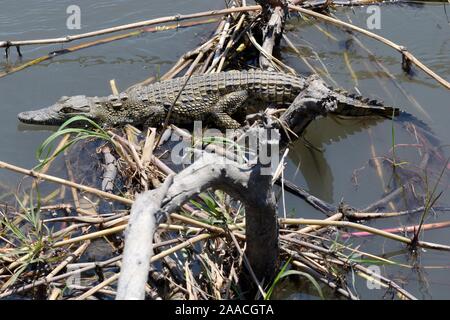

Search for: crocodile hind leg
xmin=209 ymin=90 xmax=249 ymax=129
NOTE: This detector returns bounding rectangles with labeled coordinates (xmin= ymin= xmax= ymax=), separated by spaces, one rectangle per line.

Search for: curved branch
xmin=117 ymin=151 xmax=279 ymax=300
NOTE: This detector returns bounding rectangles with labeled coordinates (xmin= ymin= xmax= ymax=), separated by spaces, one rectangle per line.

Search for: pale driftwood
xmin=116 ymin=175 xmax=173 ymax=300
xmin=259 ymin=5 xmax=285 ymax=70
xmin=117 ymin=139 xmax=279 ymax=299
xmin=101 ymin=146 xmax=117 ymax=193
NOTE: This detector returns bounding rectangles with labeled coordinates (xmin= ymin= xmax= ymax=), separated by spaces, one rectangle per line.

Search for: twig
xmin=154 ymin=71 xmax=196 ymax=147
xmin=228 ymin=230 xmax=267 ymax=298
xmin=0 ymin=160 xmax=133 ymax=205
xmin=0 ymin=6 xmax=261 ymax=49
xmin=342 ymin=220 xmax=450 ymax=238
xmin=259 ymin=5 xmax=285 ymax=70
xmin=48 ymin=288 xmax=62 ymax=300
xmin=46 ymin=241 xmax=90 ymax=279
xmin=217 ymin=14 xmax=246 ymax=72
xmin=332 ymin=255 xmax=417 ymax=300
xmin=275 ymin=178 xmax=338 ymax=214
xmin=285 ymin=212 xmax=344 ymax=237
xmin=291 ymin=259 xmax=358 ymax=299
xmin=280 ymin=218 xmax=450 ymax=251
xmin=75 ymin=272 xmax=119 ymax=300
xmin=0 ymin=256 xmax=122 ymax=298
xmin=247 ymin=32 xmax=296 ymax=75
xmin=343 ymin=206 xmax=450 ymax=220
xmin=52 ymin=225 xmax=126 ymax=248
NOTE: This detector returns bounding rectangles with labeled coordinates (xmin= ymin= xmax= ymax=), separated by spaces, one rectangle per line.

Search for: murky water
xmin=1 ymin=0 xmax=450 ymax=299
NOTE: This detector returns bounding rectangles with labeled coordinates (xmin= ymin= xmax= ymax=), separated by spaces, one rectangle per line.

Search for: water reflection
xmin=289 ymin=116 xmax=385 ymax=202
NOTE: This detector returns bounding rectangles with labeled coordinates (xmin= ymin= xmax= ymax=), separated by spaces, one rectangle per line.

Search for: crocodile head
xmin=18 ymin=95 xmax=99 ymax=126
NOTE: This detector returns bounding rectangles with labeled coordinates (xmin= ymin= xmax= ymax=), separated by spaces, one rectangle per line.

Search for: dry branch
xmin=259 ymin=4 xmax=286 ymax=70
xmin=0 ymin=160 xmax=133 ymax=205
xmin=116 ymin=175 xmax=173 ymax=300
xmin=280 ymin=218 xmax=450 ymax=251
xmin=0 ymin=6 xmax=260 ymax=49
xmin=117 ymin=146 xmax=279 ymax=299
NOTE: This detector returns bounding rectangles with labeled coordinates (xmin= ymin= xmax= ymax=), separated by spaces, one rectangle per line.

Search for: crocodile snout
xmin=18 ymin=111 xmax=34 ymax=123
xmin=18 ymin=109 xmax=58 ymax=125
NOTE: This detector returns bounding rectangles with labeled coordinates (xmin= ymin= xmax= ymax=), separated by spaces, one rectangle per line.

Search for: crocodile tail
xmin=396 ymin=111 xmax=441 ymax=146
xmin=331 ymin=87 xmax=441 ymax=146
xmin=331 ymin=88 xmax=399 ymax=119
xmin=241 ymin=70 xmax=307 ymax=103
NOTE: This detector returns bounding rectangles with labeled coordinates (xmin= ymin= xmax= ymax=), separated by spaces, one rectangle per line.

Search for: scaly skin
xmin=18 ymin=70 xmax=398 ymax=129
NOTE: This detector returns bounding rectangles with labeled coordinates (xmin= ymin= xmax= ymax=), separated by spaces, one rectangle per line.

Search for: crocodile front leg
xmin=209 ymin=90 xmax=249 ymax=129
xmin=143 ymin=104 xmax=166 ymax=128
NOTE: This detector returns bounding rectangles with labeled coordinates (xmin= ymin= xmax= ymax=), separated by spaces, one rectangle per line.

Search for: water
xmin=1 ymin=0 xmax=450 ymax=299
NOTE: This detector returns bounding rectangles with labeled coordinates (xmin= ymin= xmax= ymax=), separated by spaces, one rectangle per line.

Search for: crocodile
xmin=18 ymin=70 xmax=399 ymax=129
